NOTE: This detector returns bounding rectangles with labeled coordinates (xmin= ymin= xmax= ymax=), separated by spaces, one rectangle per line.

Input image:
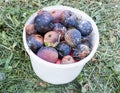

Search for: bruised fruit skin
xmin=60 ymin=10 xmax=78 ymax=27
xmin=25 ymin=24 xmax=37 ymax=35
xmin=73 ymin=44 xmax=90 ymax=61
xmin=80 ymin=36 xmax=91 ymax=48
xmin=56 ymin=41 xmax=71 ymax=58
xmin=34 ymin=11 xmax=54 ymax=34
xmin=37 ymin=47 xmax=58 ymax=63
xmin=53 ymin=23 xmax=67 ymax=40
xmin=61 ymin=55 xmax=75 ymax=64
xmin=65 ymin=28 xmax=82 ymax=47
xmin=77 ymin=20 xmax=93 ymax=36
xmin=27 ymin=34 xmax=43 ymax=53
xmin=51 ymin=10 xmax=63 ymax=23
xmin=44 ymin=31 xmax=60 ymax=47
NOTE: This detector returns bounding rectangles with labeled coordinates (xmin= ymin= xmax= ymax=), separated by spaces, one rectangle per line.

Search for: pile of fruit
xmin=25 ymin=9 xmax=93 ymax=64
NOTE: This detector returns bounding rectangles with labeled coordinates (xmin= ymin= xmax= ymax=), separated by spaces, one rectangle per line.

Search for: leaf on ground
xmin=0 ymin=72 xmax=6 ymax=81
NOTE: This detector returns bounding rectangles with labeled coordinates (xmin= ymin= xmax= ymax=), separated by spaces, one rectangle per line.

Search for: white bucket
xmin=23 ymin=5 xmax=99 ymax=85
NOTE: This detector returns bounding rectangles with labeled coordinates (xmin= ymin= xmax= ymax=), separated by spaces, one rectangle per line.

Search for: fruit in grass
xmin=51 ymin=10 xmax=63 ymax=23
xmin=25 ymin=24 xmax=37 ymax=35
xmin=37 ymin=46 xmax=58 ymax=63
xmin=77 ymin=20 xmax=93 ymax=36
xmin=56 ymin=41 xmax=71 ymax=58
xmin=60 ymin=10 xmax=78 ymax=27
xmin=27 ymin=34 xmax=43 ymax=53
xmin=34 ymin=11 xmax=54 ymax=34
xmin=73 ymin=44 xmax=90 ymax=61
xmin=44 ymin=31 xmax=60 ymax=47
xmin=61 ymin=55 xmax=75 ymax=64
xmin=53 ymin=23 xmax=67 ymax=40
xmin=65 ymin=28 xmax=82 ymax=47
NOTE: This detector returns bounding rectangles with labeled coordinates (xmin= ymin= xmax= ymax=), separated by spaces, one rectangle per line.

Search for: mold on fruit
xmin=27 ymin=34 xmax=44 ymax=53
xmin=73 ymin=44 xmax=90 ymax=61
xmin=65 ymin=28 xmax=82 ymax=47
xmin=53 ymin=23 xmax=67 ymax=40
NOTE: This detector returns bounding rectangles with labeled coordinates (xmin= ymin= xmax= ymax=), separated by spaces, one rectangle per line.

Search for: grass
xmin=0 ymin=0 xmax=120 ymax=93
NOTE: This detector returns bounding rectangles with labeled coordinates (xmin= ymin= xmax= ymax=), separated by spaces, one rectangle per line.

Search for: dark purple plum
xmin=53 ymin=23 xmax=67 ymax=40
xmin=37 ymin=46 xmax=58 ymax=63
xmin=61 ymin=55 xmax=75 ymax=64
xmin=44 ymin=31 xmax=60 ymax=47
xmin=56 ymin=41 xmax=71 ymax=58
xmin=34 ymin=11 xmax=54 ymax=34
xmin=65 ymin=28 xmax=82 ymax=47
xmin=77 ymin=20 xmax=93 ymax=36
xmin=60 ymin=10 xmax=78 ymax=27
xmin=73 ymin=44 xmax=90 ymax=61
xmin=25 ymin=24 xmax=37 ymax=35
xmin=27 ymin=34 xmax=43 ymax=53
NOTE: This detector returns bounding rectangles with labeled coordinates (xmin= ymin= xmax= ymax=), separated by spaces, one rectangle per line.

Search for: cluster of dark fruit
xmin=26 ymin=9 xmax=93 ymax=64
